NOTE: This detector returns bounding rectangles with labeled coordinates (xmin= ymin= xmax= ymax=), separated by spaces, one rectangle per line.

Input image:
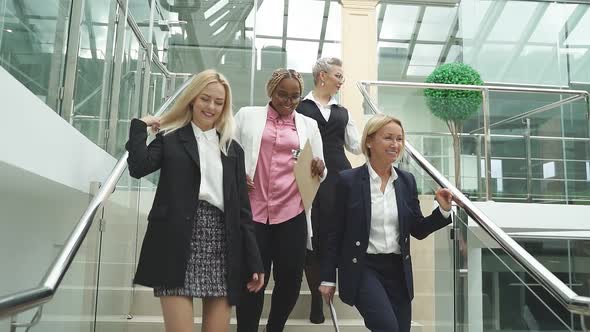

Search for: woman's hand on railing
xmin=319 ymin=284 xmax=336 ymax=304
xmin=140 ymin=115 xmax=161 ymax=132
xmin=311 ymin=158 xmax=325 ymax=178
xmin=435 ymin=188 xmax=453 ymax=212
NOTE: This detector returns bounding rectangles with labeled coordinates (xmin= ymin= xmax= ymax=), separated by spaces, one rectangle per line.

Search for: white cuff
xmin=439 ymin=206 xmax=452 ymax=219
xmin=321 ymin=281 xmax=336 ymax=287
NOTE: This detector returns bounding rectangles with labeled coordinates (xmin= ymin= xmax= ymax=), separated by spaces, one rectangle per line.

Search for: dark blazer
xmin=125 ymin=119 xmax=263 ymax=305
xmin=321 ymin=164 xmax=451 ymax=305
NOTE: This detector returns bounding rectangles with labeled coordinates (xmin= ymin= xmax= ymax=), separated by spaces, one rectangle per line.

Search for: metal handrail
xmin=0 ymin=76 xmax=195 ymax=320
xmin=358 ymin=81 xmax=590 ymax=316
xmin=360 ymin=80 xmax=590 ymax=95
xmin=360 ymin=80 xmax=590 ymax=134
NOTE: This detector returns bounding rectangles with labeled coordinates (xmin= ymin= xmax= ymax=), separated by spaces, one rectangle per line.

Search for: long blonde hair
xmin=159 ymin=69 xmax=234 ymax=155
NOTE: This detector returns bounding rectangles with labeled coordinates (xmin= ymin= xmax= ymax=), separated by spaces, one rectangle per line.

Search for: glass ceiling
xmin=7 ymin=0 xmax=590 ymax=84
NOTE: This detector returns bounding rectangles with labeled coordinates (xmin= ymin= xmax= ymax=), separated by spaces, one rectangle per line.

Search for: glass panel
xmin=454 ymin=208 xmax=576 ymax=332
xmin=487 ymin=2 xmax=537 ymax=43
xmin=110 ymin=18 xmax=143 ymax=159
xmin=72 ymin=0 xmax=116 ymax=148
xmin=380 ymin=4 xmax=419 ymax=40
xmin=253 ymin=0 xmax=342 ymax=107
xmin=565 ymin=9 xmax=590 ymax=47
xmin=0 ymin=0 xmax=71 ymax=112
xmin=287 ymin=0 xmax=323 ymax=40
xmin=32 ymin=210 xmax=101 ymax=331
xmin=162 ymin=0 xmax=255 ymax=110
xmin=0 ymin=163 xmax=100 ymax=308
xmin=460 ymin=0 xmax=576 ymax=86
xmin=325 ymin=2 xmax=342 ymax=42
xmin=529 ymin=4 xmax=576 ymax=44
xmin=373 ymin=84 xmax=589 ymax=203
xmin=378 ymin=42 xmax=409 ymax=81
xmin=286 ymin=40 xmax=319 ymax=73
xmin=94 ymin=172 xmax=144 ymax=331
xmin=417 ymin=7 xmax=456 ymax=42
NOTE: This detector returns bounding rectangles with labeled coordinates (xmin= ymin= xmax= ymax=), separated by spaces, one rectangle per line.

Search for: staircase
xmin=25 ymin=195 xmax=443 ymax=332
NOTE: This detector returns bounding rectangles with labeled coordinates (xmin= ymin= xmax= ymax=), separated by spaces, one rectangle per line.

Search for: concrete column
xmin=340 ymin=0 xmax=378 ymax=167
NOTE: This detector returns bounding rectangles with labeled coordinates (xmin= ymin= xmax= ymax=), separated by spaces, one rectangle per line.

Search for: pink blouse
xmin=249 ymin=105 xmax=304 ymax=224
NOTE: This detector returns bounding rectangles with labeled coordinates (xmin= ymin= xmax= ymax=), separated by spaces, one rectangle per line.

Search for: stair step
xmin=35 ymin=314 xmax=424 ymax=332
xmin=45 ymin=286 xmax=362 ymax=320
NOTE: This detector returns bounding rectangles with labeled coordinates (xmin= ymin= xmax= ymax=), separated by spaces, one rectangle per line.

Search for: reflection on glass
xmin=487 ymin=2 xmax=537 ymax=43
xmin=287 ymin=40 xmax=319 ymax=73
xmin=287 ymin=0 xmax=323 ymax=39
xmin=380 ymin=4 xmax=419 ymax=40
xmin=325 ymin=2 xmax=342 ymax=41
xmin=0 ymin=0 xmax=71 ymax=112
xmin=417 ymin=7 xmax=456 ymax=42
xmin=529 ymin=3 xmax=576 ymax=43
xmin=255 ymin=0 xmax=284 ymax=37
xmin=72 ymin=0 xmax=115 ymax=149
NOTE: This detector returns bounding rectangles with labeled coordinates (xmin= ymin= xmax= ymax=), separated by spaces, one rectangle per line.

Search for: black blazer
xmin=321 ymin=164 xmax=451 ymax=305
xmin=125 ymin=119 xmax=263 ymax=305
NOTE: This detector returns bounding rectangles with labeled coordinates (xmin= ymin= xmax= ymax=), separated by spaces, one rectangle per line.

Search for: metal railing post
xmin=524 ymin=118 xmax=533 ymax=202
xmin=482 ymin=88 xmax=492 ymax=200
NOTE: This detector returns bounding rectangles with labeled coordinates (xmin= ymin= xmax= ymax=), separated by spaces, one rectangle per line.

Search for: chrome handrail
xmin=357 ymin=81 xmax=590 ymax=316
xmin=360 ymin=80 xmax=590 ymax=134
xmin=0 ymin=76 xmax=195 ymax=320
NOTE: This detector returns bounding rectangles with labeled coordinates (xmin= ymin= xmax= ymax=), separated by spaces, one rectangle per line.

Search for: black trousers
xmin=354 ymin=253 xmax=412 ymax=332
xmin=236 ymin=212 xmax=307 ymax=332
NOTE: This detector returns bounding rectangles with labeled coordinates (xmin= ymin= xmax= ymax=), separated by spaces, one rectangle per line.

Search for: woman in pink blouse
xmin=234 ymin=68 xmax=327 ymax=332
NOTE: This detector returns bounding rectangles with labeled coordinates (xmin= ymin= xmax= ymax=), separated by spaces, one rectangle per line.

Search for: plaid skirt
xmin=154 ymin=200 xmax=228 ymax=298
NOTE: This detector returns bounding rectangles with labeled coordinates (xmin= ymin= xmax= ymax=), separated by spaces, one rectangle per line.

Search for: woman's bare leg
xmin=160 ymin=296 xmax=194 ymax=332
xmin=202 ymin=297 xmax=231 ymax=332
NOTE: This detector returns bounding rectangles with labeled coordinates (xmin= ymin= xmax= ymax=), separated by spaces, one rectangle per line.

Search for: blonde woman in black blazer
xmin=319 ymin=114 xmax=454 ymax=332
xmin=126 ymin=69 xmax=264 ymax=332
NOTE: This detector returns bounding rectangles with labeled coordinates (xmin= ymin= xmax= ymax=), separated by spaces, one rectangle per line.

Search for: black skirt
xmin=154 ymin=200 xmax=228 ymax=298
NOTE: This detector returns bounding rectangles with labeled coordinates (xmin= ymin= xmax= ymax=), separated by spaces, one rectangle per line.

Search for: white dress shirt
xmin=367 ymin=163 xmax=452 ymax=254
xmin=191 ymin=122 xmax=224 ymax=212
xmin=303 ymin=92 xmax=362 ymax=155
xmin=367 ymin=163 xmax=401 ymax=254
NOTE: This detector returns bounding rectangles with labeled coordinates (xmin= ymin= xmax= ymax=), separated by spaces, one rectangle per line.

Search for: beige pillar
xmin=341 ymin=0 xmax=378 ymax=167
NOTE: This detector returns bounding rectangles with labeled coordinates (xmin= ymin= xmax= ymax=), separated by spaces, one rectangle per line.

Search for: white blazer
xmin=234 ymin=105 xmax=327 ymax=249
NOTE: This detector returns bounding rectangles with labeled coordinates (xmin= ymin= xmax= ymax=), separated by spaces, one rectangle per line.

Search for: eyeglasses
xmin=275 ymin=91 xmax=302 ymax=104
xmin=323 ymin=71 xmax=345 ymax=83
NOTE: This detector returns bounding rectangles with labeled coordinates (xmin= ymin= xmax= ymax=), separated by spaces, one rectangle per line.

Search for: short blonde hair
xmin=266 ymin=68 xmax=304 ymax=98
xmin=361 ymin=114 xmax=405 ymax=158
xmin=158 ymin=69 xmax=234 ymax=155
xmin=312 ymin=57 xmax=342 ymax=85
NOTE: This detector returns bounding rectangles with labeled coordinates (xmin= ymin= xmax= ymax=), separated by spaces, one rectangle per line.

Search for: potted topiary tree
xmin=424 ymin=63 xmax=483 ymax=189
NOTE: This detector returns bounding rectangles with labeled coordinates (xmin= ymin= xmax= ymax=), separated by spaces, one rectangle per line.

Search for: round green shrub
xmin=424 ymin=63 xmax=484 ymax=122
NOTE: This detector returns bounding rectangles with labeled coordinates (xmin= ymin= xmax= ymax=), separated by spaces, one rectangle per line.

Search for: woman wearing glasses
xmin=296 ymin=57 xmax=362 ymax=324
xmin=234 ymin=68 xmax=327 ymax=332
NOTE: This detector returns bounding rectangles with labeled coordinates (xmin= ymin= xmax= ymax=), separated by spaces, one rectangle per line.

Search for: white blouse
xmin=367 ymin=163 xmax=401 ymax=254
xmin=367 ymin=163 xmax=452 ymax=254
xmin=191 ymin=122 xmax=224 ymax=212
xmin=303 ymin=92 xmax=362 ymax=155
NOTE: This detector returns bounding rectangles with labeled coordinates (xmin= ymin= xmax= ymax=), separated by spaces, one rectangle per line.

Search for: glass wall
xmin=375 ymin=0 xmax=590 ymax=204
xmin=0 ymin=0 xmax=72 ymax=111
xmin=377 ymin=2 xmax=460 ymax=81
xmin=156 ymin=0 xmax=342 ymax=109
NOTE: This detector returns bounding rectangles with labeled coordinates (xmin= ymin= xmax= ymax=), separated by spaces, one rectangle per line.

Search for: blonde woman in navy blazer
xmin=319 ymin=114 xmax=454 ymax=332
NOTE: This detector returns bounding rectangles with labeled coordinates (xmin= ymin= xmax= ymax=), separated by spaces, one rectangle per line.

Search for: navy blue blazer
xmin=320 ymin=164 xmax=451 ymax=305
